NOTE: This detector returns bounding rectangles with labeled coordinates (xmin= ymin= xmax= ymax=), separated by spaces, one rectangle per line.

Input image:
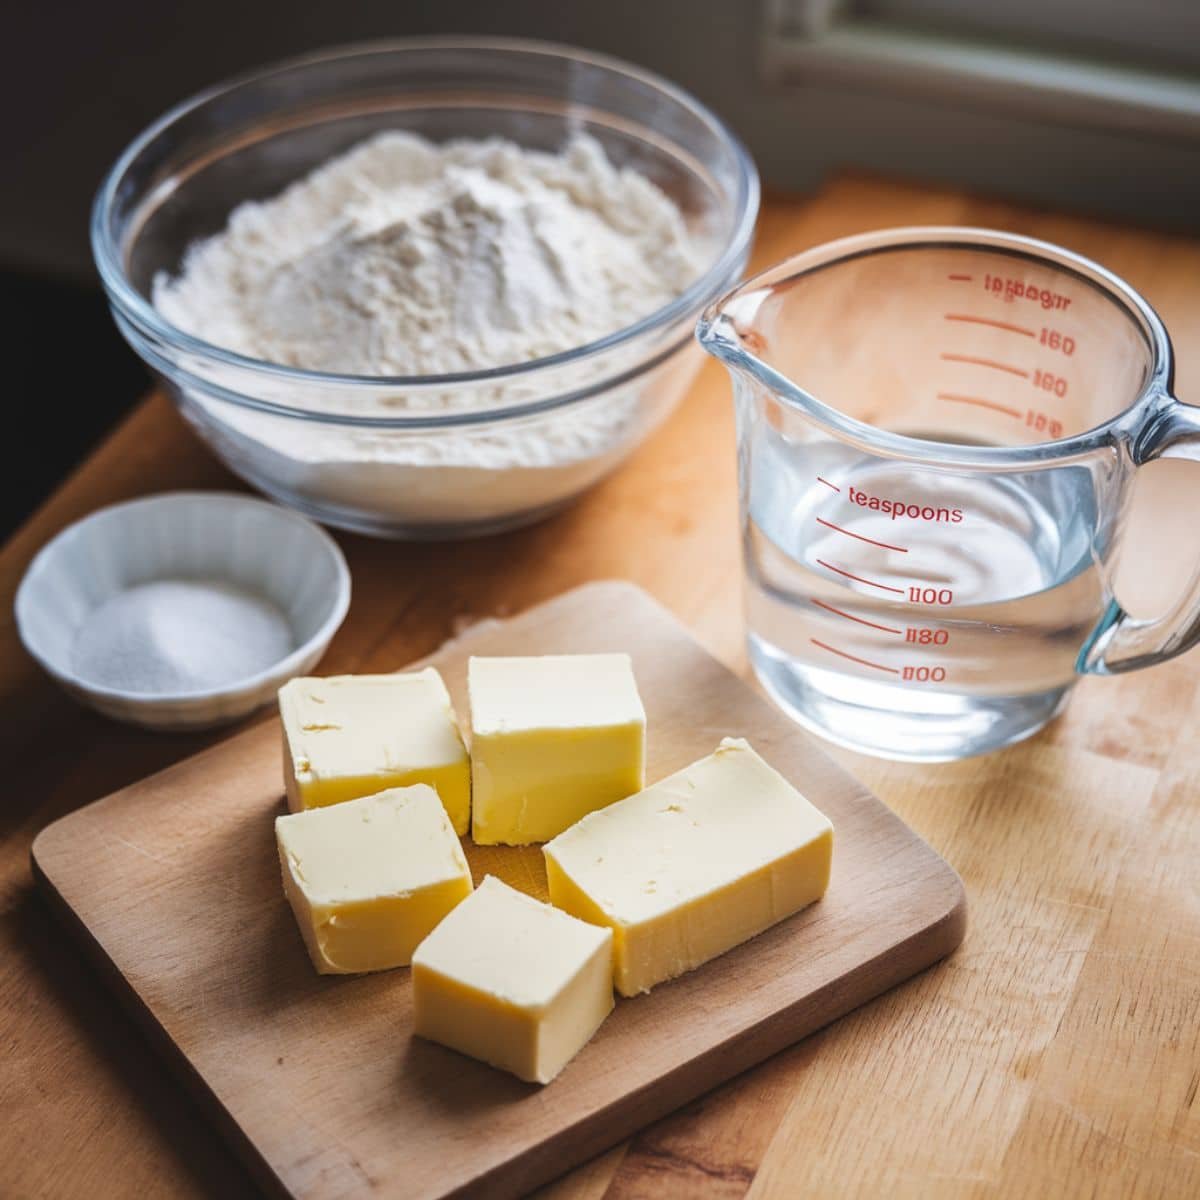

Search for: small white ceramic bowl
xmin=15 ymin=492 xmax=351 ymax=730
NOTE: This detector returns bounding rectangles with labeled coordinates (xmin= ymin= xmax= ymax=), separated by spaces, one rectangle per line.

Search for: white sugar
xmin=71 ymin=579 xmax=294 ymax=696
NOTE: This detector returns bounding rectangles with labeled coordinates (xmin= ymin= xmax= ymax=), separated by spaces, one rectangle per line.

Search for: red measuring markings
xmin=903 ymin=665 xmax=948 ymax=682
xmin=983 ymin=273 xmax=1072 ymax=311
xmin=944 ymin=313 xmax=1035 ymax=338
xmin=939 ymin=393 xmax=1065 ymax=438
xmin=1032 ymin=368 xmax=1069 ymax=397
xmin=812 ymin=598 xmax=903 ymax=635
xmin=909 ymin=585 xmax=954 ymax=605
xmin=906 ymin=626 xmax=950 ymax=645
xmin=937 ymin=392 xmax=1022 ymax=419
xmin=810 ymin=604 xmax=955 ymax=656
xmin=816 ymin=475 xmax=840 ymax=492
xmin=947 ymin=274 xmax=973 ymax=281
xmin=820 ymin=556 xmax=902 ymax=595
xmin=1026 ymin=409 xmax=1063 ymax=438
xmin=810 ymin=638 xmax=900 ymax=674
xmin=815 ymin=516 xmax=909 ymax=553
xmin=845 ymin=485 xmax=962 ymax=524
xmin=811 ymin=637 xmax=949 ymax=683
xmin=1039 ymin=328 xmax=1076 ymax=356
xmin=940 ymin=352 xmax=1030 ymax=379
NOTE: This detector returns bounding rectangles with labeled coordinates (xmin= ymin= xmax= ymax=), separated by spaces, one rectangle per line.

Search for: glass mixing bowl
xmin=92 ymin=39 xmax=759 ymax=539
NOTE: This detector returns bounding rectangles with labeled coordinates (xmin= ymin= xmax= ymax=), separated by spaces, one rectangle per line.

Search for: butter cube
xmin=412 ymin=876 xmax=614 ymax=1084
xmin=544 ymin=738 xmax=833 ymax=996
xmin=468 ymin=654 xmax=645 ymax=845
xmin=276 ymin=785 xmax=472 ymax=975
xmin=279 ymin=669 xmax=470 ymax=833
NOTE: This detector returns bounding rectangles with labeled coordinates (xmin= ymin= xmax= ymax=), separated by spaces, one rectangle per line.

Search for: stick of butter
xmin=279 ymin=669 xmax=470 ymax=833
xmin=468 ymin=654 xmax=645 ymax=845
xmin=412 ymin=876 xmax=614 ymax=1084
xmin=275 ymin=785 xmax=472 ymax=975
xmin=543 ymin=737 xmax=833 ymax=996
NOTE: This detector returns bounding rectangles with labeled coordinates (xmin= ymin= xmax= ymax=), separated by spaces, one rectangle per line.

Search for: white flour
xmin=156 ymin=133 xmax=698 ymax=377
xmin=153 ymin=132 xmax=706 ymax=530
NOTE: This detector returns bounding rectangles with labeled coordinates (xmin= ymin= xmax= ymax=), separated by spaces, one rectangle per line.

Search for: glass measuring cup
xmin=698 ymin=227 xmax=1200 ymax=760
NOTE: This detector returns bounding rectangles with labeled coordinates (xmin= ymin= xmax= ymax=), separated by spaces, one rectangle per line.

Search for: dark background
xmin=5 ymin=0 xmax=1199 ymax=537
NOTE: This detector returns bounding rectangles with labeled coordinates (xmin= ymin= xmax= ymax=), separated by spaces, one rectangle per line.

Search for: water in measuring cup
xmin=744 ymin=432 xmax=1111 ymax=759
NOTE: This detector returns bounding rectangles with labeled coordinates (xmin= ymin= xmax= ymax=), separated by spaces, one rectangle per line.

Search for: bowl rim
xmin=14 ymin=491 xmax=352 ymax=707
xmin=124 ymin=318 xmax=694 ymax=429
xmin=91 ymin=36 xmax=760 ymax=405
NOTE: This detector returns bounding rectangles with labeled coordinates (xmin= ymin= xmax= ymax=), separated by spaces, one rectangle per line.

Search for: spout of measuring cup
xmin=695 ymin=282 xmax=773 ymax=379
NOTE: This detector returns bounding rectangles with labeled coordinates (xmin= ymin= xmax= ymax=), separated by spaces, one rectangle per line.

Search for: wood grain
xmin=4 ymin=172 xmax=1200 ymax=1198
xmin=747 ymin=743 xmax=1161 ymax=1196
xmin=31 ymin=582 xmax=965 ymax=1200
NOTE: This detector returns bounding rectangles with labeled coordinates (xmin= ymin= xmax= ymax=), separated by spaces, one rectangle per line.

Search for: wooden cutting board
xmin=31 ymin=582 xmax=965 ymax=1200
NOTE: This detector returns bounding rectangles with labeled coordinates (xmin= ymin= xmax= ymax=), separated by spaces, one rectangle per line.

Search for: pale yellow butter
xmin=412 ymin=875 xmax=614 ymax=1084
xmin=468 ymin=654 xmax=645 ymax=845
xmin=276 ymin=785 xmax=472 ymax=975
xmin=279 ymin=669 xmax=470 ymax=833
xmin=544 ymin=737 xmax=833 ymax=996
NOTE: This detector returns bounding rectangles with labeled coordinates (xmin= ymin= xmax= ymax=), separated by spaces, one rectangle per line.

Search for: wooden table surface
xmin=3 ymin=176 xmax=1200 ymax=1199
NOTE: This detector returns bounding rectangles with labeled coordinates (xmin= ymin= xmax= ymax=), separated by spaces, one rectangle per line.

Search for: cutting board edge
xmin=31 ymin=839 xmax=965 ymax=1200
xmin=456 ymin=874 xmax=967 ymax=1199
xmin=29 ymin=848 xmax=293 ymax=1200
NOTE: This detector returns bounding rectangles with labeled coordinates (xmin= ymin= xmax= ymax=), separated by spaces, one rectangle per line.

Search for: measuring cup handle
xmin=1081 ymin=395 xmax=1200 ymax=675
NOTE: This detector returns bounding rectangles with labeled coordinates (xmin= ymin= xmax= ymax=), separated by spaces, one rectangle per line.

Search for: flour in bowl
xmin=151 ymin=132 xmax=710 ymax=532
xmin=154 ymin=131 xmax=700 ymax=377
